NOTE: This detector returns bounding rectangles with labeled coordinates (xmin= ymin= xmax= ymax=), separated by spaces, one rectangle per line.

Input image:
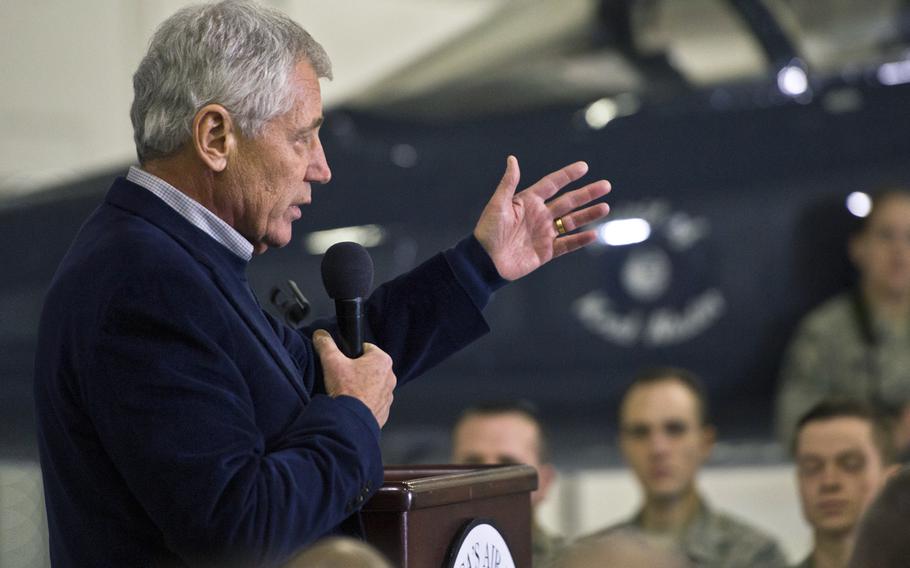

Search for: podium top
xmin=364 ymin=464 xmax=537 ymax=511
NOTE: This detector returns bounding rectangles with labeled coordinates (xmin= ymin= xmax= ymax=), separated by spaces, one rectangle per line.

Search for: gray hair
xmin=130 ymin=0 xmax=332 ymax=163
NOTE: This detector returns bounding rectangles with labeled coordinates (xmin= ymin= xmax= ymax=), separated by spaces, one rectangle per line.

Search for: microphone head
xmin=321 ymin=242 xmax=374 ymax=300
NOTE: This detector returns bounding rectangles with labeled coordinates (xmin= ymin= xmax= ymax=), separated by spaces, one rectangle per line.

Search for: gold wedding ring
xmin=554 ymin=217 xmax=567 ymax=235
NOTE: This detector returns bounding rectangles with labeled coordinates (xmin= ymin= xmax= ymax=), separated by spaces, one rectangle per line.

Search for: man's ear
xmin=700 ymin=424 xmax=717 ymax=459
xmin=883 ymin=463 xmax=904 ymax=482
xmin=536 ymin=463 xmax=556 ymax=501
xmin=192 ymin=104 xmax=236 ymax=172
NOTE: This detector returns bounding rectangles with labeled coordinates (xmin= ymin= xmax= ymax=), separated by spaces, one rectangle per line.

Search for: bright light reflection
xmin=598 ymin=218 xmax=651 ymax=246
xmin=846 ymin=192 xmax=872 ymax=218
xmin=585 ymin=98 xmax=618 ymax=130
xmin=305 ymin=224 xmax=387 ymax=255
xmin=778 ymin=65 xmax=808 ymax=96
xmin=877 ymin=60 xmax=910 ymax=86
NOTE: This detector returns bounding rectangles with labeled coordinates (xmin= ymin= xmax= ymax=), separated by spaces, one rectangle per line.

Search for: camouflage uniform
xmin=580 ymin=500 xmax=788 ymax=568
xmin=775 ymin=292 xmax=910 ymax=445
xmin=532 ymin=522 xmax=566 ymax=567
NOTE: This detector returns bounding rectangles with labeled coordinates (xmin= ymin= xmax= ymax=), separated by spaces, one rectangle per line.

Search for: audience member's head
xmin=547 ymin=528 xmax=690 ymax=568
xmin=847 ymin=465 xmax=910 ymax=568
xmin=793 ymin=399 xmax=894 ymax=542
xmin=848 ymin=188 xmax=910 ymax=302
xmin=618 ymin=367 xmax=715 ymax=504
xmin=282 ymin=537 xmax=392 ymax=568
xmin=451 ymin=400 xmax=554 ymax=507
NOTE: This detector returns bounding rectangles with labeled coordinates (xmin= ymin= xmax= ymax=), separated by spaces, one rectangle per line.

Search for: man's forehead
xmin=622 ymin=414 xmax=694 ymax=427
xmin=284 ymin=60 xmax=324 ymax=116
xmin=457 ymin=413 xmax=539 ymax=437
xmin=797 ymin=444 xmax=867 ymax=460
xmin=621 ymin=381 xmax=700 ymax=421
xmin=797 ymin=418 xmax=875 ymax=453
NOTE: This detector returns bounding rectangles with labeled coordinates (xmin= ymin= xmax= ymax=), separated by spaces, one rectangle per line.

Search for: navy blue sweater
xmin=34 ymin=178 xmax=505 ymax=567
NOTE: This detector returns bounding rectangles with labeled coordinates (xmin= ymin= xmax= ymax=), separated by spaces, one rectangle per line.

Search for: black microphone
xmin=320 ymin=242 xmax=374 ymax=358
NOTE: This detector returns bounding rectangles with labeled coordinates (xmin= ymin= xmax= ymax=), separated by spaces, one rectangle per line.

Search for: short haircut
xmin=453 ymin=400 xmax=550 ymax=462
xmin=793 ymin=399 xmax=895 ymax=465
xmin=619 ymin=366 xmax=711 ymax=426
xmin=283 ymin=537 xmax=392 ymax=568
xmin=131 ymin=0 xmax=332 ymax=163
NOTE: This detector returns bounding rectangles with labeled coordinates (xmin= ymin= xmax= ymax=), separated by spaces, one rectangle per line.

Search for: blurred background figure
xmin=451 ymin=400 xmax=563 ymax=566
xmin=582 ymin=367 xmax=787 ymax=568
xmin=776 ymin=189 xmax=910 ymax=452
xmin=546 ymin=528 xmax=690 ymax=568
xmin=847 ymin=465 xmax=910 ymax=568
xmin=791 ymin=399 xmax=895 ymax=568
xmin=281 ymin=537 xmax=392 ymax=568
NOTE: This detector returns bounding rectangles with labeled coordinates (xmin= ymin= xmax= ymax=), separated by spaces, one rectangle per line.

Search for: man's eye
xmin=664 ymin=420 xmax=690 ymax=437
xmin=874 ymin=227 xmax=896 ymax=242
xmin=623 ymin=425 xmax=650 ymax=440
xmin=838 ymin=453 xmax=866 ymax=473
xmin=798 ymin=458 xmax=823 ymax=476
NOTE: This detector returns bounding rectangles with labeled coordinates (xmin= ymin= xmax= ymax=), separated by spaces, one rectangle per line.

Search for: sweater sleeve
xmin=304 ymin=234 xmax=508 ymax=387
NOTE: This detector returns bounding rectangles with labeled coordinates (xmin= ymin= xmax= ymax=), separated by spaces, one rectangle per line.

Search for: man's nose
xmin=307 ymin=138 xmax=331 ymax=184
xmin=648 ymin=432 xmax=672 ymax=455
xmin=819 ymin=464 xmax=842 ymax=490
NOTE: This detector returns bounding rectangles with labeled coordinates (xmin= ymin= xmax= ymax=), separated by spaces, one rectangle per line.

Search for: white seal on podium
xmin=446 ymin=519 xmax=516 ymax=568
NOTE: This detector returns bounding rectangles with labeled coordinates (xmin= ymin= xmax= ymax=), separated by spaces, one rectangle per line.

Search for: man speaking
xmin=32 ymin=1 xmax=610 ymax=566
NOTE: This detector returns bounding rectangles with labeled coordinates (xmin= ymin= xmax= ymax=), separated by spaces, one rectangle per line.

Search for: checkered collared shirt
xmin=126 ymin=166 xmax=254 ymax=261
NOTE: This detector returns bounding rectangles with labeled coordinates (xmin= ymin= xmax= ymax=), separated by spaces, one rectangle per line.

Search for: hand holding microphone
xmin=313 ymin=330 xmax=396 ymax=428
xmin=315 ymin=242 xmax=396 ymax=427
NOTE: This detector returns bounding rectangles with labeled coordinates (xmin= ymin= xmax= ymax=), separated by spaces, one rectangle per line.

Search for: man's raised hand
xmin=473 ymin=156 xmax=611 ymax=281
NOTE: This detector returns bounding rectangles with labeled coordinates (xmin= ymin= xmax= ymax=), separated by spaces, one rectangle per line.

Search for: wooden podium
xmin=361 ymin=464 xmax=537 ymax=568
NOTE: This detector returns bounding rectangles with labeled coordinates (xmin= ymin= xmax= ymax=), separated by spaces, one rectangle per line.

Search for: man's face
xmin=795 ymin=417 xmax=887 ymax=537
xmin=452 ymin=412 xmax=550 ymax=506
xmin=851 ymin=194 xmax=910 ymax=299
xmin=224 ymin=59 xmax=331 ymax=254
xmin=619 ymin=379 xmax=713 ymax=503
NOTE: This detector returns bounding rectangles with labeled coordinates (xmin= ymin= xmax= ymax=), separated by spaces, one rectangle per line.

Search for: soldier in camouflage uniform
xmin=791 ymin=400 xmax=894 ymax=568
xmin=548 ymin=528 xmax=689 ymax=568
xmin=776 ymin=189 xmax=910 ymax=449
xmin=580 ymin=367 xmax=787 ymax=568
xmin=451 ymin=401 xmax=565 ymax=566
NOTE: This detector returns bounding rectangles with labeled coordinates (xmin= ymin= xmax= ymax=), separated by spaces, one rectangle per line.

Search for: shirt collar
xmin=126 ymin=166 xmax=254 ymax=261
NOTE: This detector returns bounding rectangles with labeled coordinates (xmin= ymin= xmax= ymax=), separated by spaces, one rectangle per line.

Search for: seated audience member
xmin=847 ymin=465 xmax=910 ymax=568
xmin=451 ymin=400 xmax=563 ymax=566
xmin=792 ymin=399 xmax=895 ymax=568
xmin=581 ymin=367 xmax=787 ymax=568
xmin=547 ymin=528 xmax=690 ymax=568
xmin=281 ymin=537 xmax=392 ymax=568
xmin=776 ymin=189 xmax=910 ymax=449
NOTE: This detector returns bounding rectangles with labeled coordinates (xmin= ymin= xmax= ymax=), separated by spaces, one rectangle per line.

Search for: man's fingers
xmin=493 ymin=155 xmax=521 ymax=202
xmin=312 ymin=329 xmax=340 ymax=359
xmin=526 ymin=161 xmax=589 ymax=201
xmin=553 ymin=230 xmax=599 ymax=257
xmin=553 ymin=202 xmax=611 ymax=234
xmin=547 ymin=180 xmax=611 ymax=219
